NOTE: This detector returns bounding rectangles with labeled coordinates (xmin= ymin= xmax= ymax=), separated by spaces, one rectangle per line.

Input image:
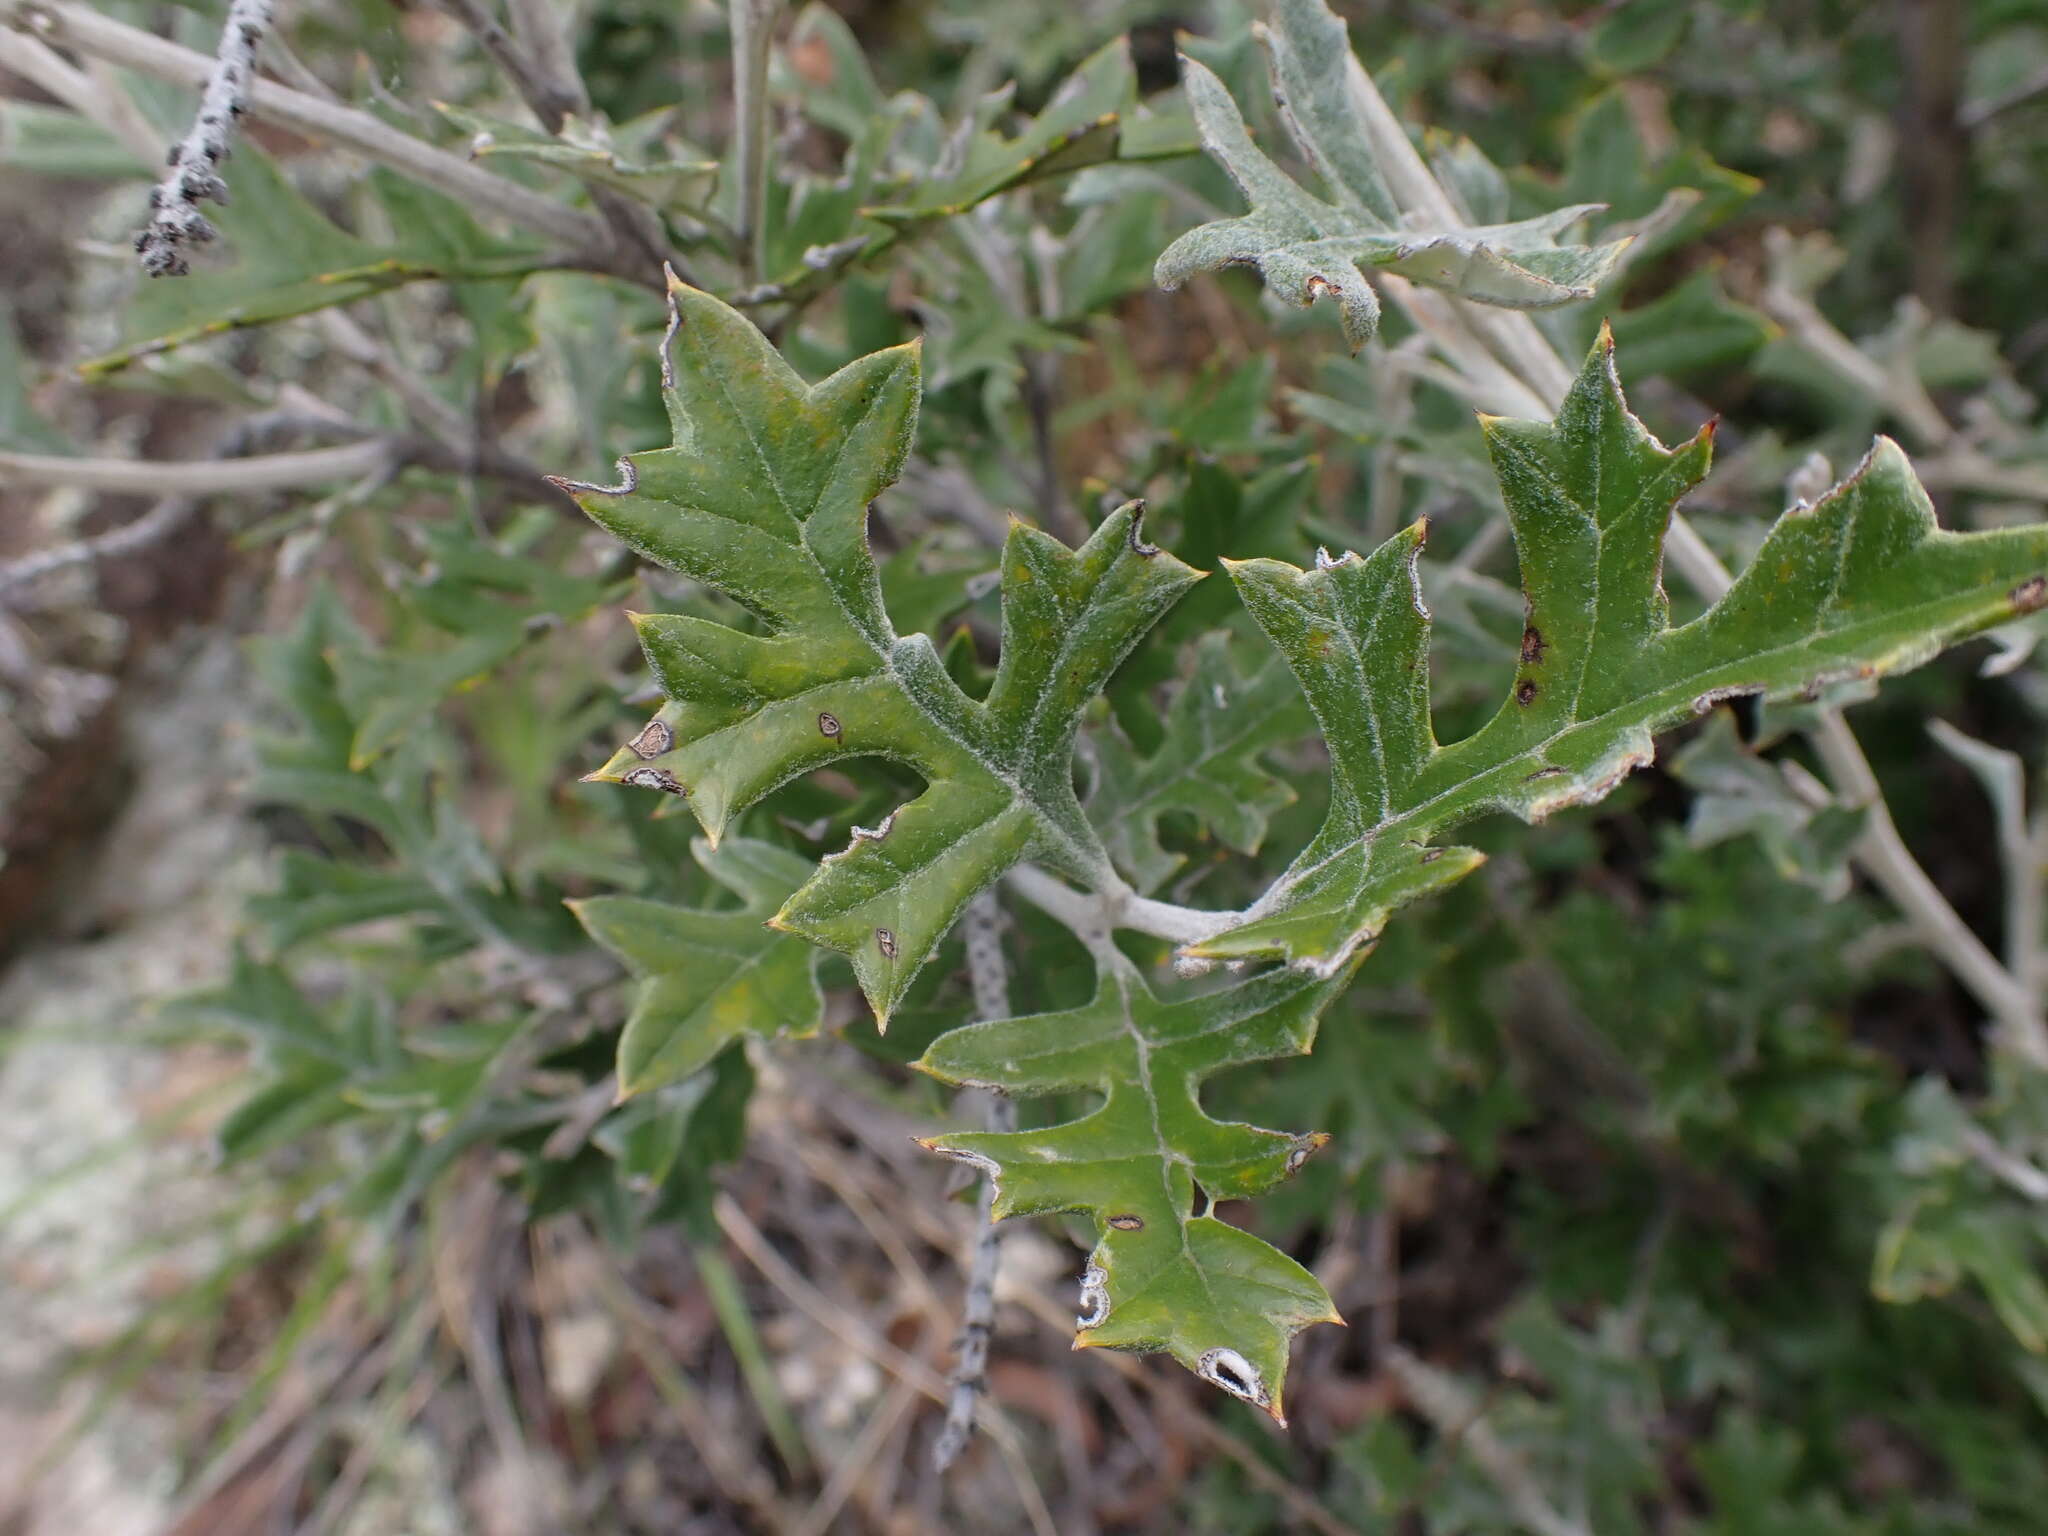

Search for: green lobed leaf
xmin=561 ymin=275 xmax=1200 ymax=1021
xmin=1198 ymin=329 xmax=2048 ymax=973
xmin=570 ymin=837 xmax=825 ymax=1097
xmin=1154 ymin=0 xmax=1628 ymax=350
xmin=916 ymin=955 xmax=1352 ymax=1423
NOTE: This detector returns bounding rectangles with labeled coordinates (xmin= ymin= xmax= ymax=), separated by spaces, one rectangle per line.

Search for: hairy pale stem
xmin=1003 ymin=864 xmax=1236 ymax=951
xmin=932 ymin=890 xmax=1017 ymax=1473
xmin=0 ymin=417 xmax=564 ymax=601
xmin=728 ymin=0 xmax=779 ymax=284
xmin=134 ymin=0 xmax=274 ymax=276
xmin=0 ymin=416 xmax=379 ymax=601
xmin=15 ymin=0 xmax=618 ymax=262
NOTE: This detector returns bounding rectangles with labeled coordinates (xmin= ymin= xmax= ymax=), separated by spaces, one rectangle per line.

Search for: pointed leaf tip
xmin=1160 ymin=12 xmax=1629 ymax=346
xmin=916 ymin=962 xmax=1348 ymax=1410
xmin=1206 ymin=317 xmax=2048 ymax=979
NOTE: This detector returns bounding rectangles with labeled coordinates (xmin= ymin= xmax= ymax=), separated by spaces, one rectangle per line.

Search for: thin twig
xmin=0 ymin=440 xmax=391 ymax=499
xmin=14 ymin=0 xmax=615 ymax=260
xmin=1956 ymin=1119 xmax=2048 ymax=1202
xmin=1961 ymin=62 xmax=2048 ymax=129
xmin=933 ymin=890 xmax=1016 ymax=1473
xmin=0 ymin=416 xmax=376 ymax=599
xmin=134 ymin=0 xmax=274 ymax=276
xmin=315 ymin=310 xmax=473 ymax=447
xmin=1756 ymin=235 xmax=1953 ymax=447
xmin=0 ymin=424 xmax=566 ymax=599
xmin=1913 ymin=453 xmax=2048 ymax=505
xmin=505 ymin=0 xmax=583 ymax=120
xmin=728 ymin=0 xmax=780 ymax=284
xmin=436 ymin=0 xmax=579 ymax=130
xmin=1003 ymin=862 xmax=1236 ymax=950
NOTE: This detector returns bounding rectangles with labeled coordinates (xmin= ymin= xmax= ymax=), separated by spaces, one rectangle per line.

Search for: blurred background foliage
xmin=3 ymin=0 xmax=2048 ymax=1531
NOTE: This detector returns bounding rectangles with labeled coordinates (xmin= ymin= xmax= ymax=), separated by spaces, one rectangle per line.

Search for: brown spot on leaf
xmin=1107 ymin=1214 xmax=1144 ymax=1231
xmin=2012 ymin=576 xmax=2048 ymax=614
xmin=818 ymin=711 xmax=842 ymax=739
xmin=620 ymin=766 xmax=685 ymax=795
xmin=1520 ymin=625 xmax=1546 ymax=665
xmin=875 ymin=927 xmax=898 ymax=959
xmin=627 ymin=718 xmax=674 ymax=759
xmin=1515 ymin=679 xmax=1540 ymax=706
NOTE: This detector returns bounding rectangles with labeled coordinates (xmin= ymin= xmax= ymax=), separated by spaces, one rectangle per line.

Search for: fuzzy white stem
xmin=0 ymin=440 xmax=391 ymax=498
xmin=134 ymin=0 xmax=274 ymax=276
xmin=1003 ymin=863 xmax=1236 ymax=949
xmin=932 ymin=890 xmax=1016 ymax=1473
xmin=729 ymin=0 xmax=779 ymax=284
xmin=1757 ymin=235 xmax=1954 ymax=449
xmin=1957 ymin=1120 xmax=2048 ymax=1203
xmin=15 ymin=0 xmax=607 ymax=252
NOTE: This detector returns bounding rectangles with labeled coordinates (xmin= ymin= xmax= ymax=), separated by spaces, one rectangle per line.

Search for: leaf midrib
xmin=1111 ymin=975 xmax=1225 ymax=1326
xmin=694 ymin=347 xmax=1111 ymax=883
xmin=1263 ymin=580 xmax=2025 ymax=916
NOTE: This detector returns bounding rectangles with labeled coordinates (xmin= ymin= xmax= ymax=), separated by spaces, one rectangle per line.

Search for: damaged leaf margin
xmin=553 ymin=271 xmax=1200 ymax=1022
xmin=915 ymin=955 xmax=1355 ymax=1423
xmin=1154 ymin=0 xmax=1630 ymax=349
xmin=1199 ymin=325 xmax=2048 ymax=975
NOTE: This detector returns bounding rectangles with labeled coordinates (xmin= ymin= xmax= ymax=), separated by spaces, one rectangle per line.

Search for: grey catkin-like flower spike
xmin=135 ymin=0 xmax=277 ymax=277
